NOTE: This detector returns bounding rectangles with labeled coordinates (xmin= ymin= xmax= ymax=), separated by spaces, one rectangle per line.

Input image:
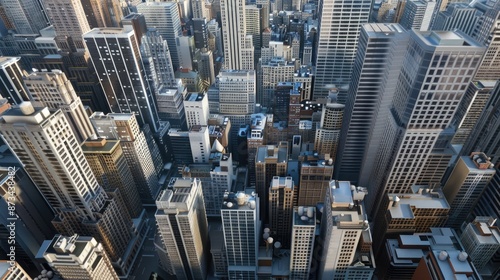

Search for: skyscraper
xmin=38 ymin=234 xmax=119 ymax=280
xmin=140 ymin=29 xmax=177 ymax=89
xmin=289 ymin=206 xmax=316 ymax=279
xmin=298 ymin=154 xmax=334 ymax=206
xmin=336 ymin=23 xmax=409 ymax=183
xmin=400 ymin=0 xmax=437 ymax=31
xmin=0 ymin=57 xmax=29 ymax=105
xmin=137 ymin=2 xmax=182 ymax=70
xmin=472 ymin=0 xmax=500 ymax=81
xmin=0 ymin=0 xmax=48 ymax=34
xmin=81 ymin=0 xmax=123 ymax=28
xmin=312 ymin=0 xmax=372 ymax=102
xmin=155 ymin=178 xmax=209 ymax=280
xmin=460 ymin=217 xmax=500 ymax=270
xmin=24 ymin=69 xmax=95 ymax=144
xmin=365 ymin=30 xmax=485 ymax=217
xmin=431 ymin=3 xmax=482 ymax=36
xmin=184 ymin=92 xmax=209 ymax=128
xmin=314 ymin=101 xmax=344 ymax=160
xmin=268 ymin=176 xmax=295 ymax=248
xmin=221 ymin=191 xmax=260 ymax=279
xmin=220 ymin=0 xmax=254 ymax=70
xmin=84 ymin=26 xmax=160 ymax=133
xmin=217 ymin=70 xmax=256 ymax=116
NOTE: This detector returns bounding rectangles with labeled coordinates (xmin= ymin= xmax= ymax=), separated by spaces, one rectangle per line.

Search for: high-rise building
xmin=318 ymin=180 xmax=375 ymax=280
xmin=0 ymin=260 xmax=32 ymax=280
xmin=256 ymin=142 xmax=289 ymax=220
xmin=400 ymin=0 xmax=437 ymax=31
xmin=184 ymin=92 xmax=209 ymax=128
xmin=137 ymin=2 xmax=182 ymax=70
xmin=0 ymin=57 xmax=29 ymax=105
xmin=84 ymin=26 xmax=160 ymax=133
xmin=43 ymin=0 xmax=90 ymax=51
xmin=220 ymin=0 xmax=254 ymax=70
xmin=140 ymin=29 xmax=177 ymax=89
xmin=221 ymin=191 xmax=260 ymax=279
xmin=314 ymin=101 xmax=344 ymax=160
xmin=0 ymin=0 xmax=48 ymax=34
xmin=336 ymin=24 xmax=409 ymax=182
xmin=217 ymin=70 xmax=256 ymax=116
xmin=24 ymin=69 xmax=95 ymax=144
xmin=443 ymin=153 xmax=496 ymax=228
xmin=0 ymin=103 xmax=135 ymax=275
xmin=431 ymin=3 xmax=482 ymax=36
xmin=81 ymin=138 xmax=143 ymax=218
xmin=207 ymin=153 xmax=234 ymax=215
xmin=258 ymin=57 xmax=295 ymax=108
xmin=90 ymin=112 xmax=161 ymax=204
xmin=312 ymin=0 xmax=372 ymax=101
xmin=189 ymin=125 xmax=211 ymax=163
xmin=191 ymin=0 xmax=209 ymax=19
xmin=194 ymin=49 xmax=215 ymax=88
xmin=155 ymin=178 xmax=209 ymax=280
xmin=365 ymin=30 xmax=485 ymax=218
xmin=268 ymin=176 xmax=295 ymax=248
xmin=289 ymin=206 xmax=316 ymax=279
xmin=155 ymin=85 xmax=188 ymax=130
xmin=80 ymin=0 xmax=123 ymax=28
xmin=460 ymin=217 xmax=500 ymax=270
xmin=472 ymin=0 xmax=500 ymax=81
xmin=298 ymin=154 xmax=334 ymax=206
xmin=412 ymin=248 xmax=481 ymax=279
xmin=38 ymin=234 xmax=119 ymax=280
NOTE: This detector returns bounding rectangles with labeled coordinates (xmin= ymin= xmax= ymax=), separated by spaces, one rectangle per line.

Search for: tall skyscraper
xmin=318 ymin=180 xmax=375 ymax=279
xmin=312 ymin=0 xmax=372 ymax=102
xmin=81 ymin=0 xmax=123 ymax=28
xmin=84 ymin=26 xmax=160 ymax=133
xmin=217 ymin=70 xmax=256 ymax=116
xmin=38 ymin=234 xmax=119 ymax=280
xmin=43 ymin=0 xmax=90 ymax=51
xmin=220 ymin=0 xmax=254 ymax=70
xmin=364 ymin=30 xmax=485 ymax=217
xmin=155 ymin=178 xmax=209 ymax=280
xmin=268 ymin=176 xmax=295 ymax=248
xmin=0 ymin=0 xmax=48 ymax=34
xmin=258 ymin=57 xmax=295 ymax=108
xmin=24 ymin=69 xmax=95 ymax=144
xmin=289 ymin=206 xmax=316 ymax=279
xmin=314 ymin=100 xmax=344 ymax=160
xmin=137 ymin=2 xmax=182 ymax=70
xmin=221 ymin=191 xmax=260 ymax=279
xmin=155 ymin=85 xmax=188 ymax=130
xmin=460 ymin=217 xmax=500 ymax=270
xmin=472 ymin=0 xmax=500 ymax=81
xmin=431 ymin=3 xmax=482 ymax=36
xmin=90 ymin=112 xmax=161 ymax=204
xmin=298 ymin=154 xmax=334 ymax=206
xmin=140 ymin=29 xmax=177 ymax=89
xmin=0 ymin=57 xmax=29 ymax=105
xmin=400 ymin=0 xmax=437 ymax=31
xmin=0 ymin=103 xmax=135 ymax=275
xmin=336 ymin=23 xmax=409 ymax=182
xmin=443 ymin=153 xmax=496 ymax=228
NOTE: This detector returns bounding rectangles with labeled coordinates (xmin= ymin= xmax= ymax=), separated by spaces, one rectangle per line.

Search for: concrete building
xmin=312 ymin=0 xmax=372 ymax=101
xmin=443 ymin=153 xmax=496 ymax=229
xmin=460 ymin=217 xmax=500 ymax=270
xmin=431 ymin=3 xmax=482 ymax=36
xmin=90 ymin=112 xmax=161 ymax=204
xmin=314 ymin=101 xmax=344 ymax=161
xmin=412 ymin=246 xmax=481 ymax=279
xmin=0 ymin=0 xmax=48 ymax=34
xmin=473 ymin=0 xmax=500 ymax=81
xmin=400 ymin=0 xmax=436 ymax=31
xmin=137 ymin=2 xmax=182 ymax=70
xmin=140 ymin=29 xmax=177 ymax=89
xmin=364 ymin=30 xmax=485 ymax=219
xmin=297 ymin=153 xmax=334 ymax=206
xmin=24 ymin=69 xmax=95 ymax=144
xmin=184 ymin=92 xmax=209 ymax=128
xmin=217 ymin=70 xmax=256 ymax=115
xmin=247 ymin=113 xmax=267 ymax=185
xmin=155 ymin=178 xmax=209 ymax=280
xmin=155 ymin=85 xmax=188 ymax=130
xmin=318 ymin=180 xmax=375 ymax=280
xmin=84 ymin=27 xmax=160 ymax=133
xmin=258 ymin=57 xmax=295 ymax=108
xmin=336 ymin=23 xmax=409 ymax=183
xmin=37 ymin=235 xmax=119 ymax=280
xmin=0 ymin=57 xmax=29 ymax=105
xmin=189 ymin=125 xmax=211 ymax=163
xmin=221 ymin=191 xmax=260 ymax=279
xmin=289 ymin=206 xmax=316 ymax=279
xmin=0 ymin=260 xmax=32 ymax=280
xmin=207 ymin=153 xmax=234 ymax=216
xmin=268 ymin=176 xmax=295 ymax=248
xmin=81 ymin=0 xmax=123 ymax=28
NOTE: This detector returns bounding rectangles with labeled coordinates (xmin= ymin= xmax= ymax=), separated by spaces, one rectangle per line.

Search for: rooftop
xmin=293 ymin=207 xmax=316 ymax=226
xmin=185 ymin=92 xmax=205 ymax=102
xmin=81 ymin=139 xmax=120 ymax=153
xmin=387 ymin=189 xmax=450 ymax=218
xmin=222 ymin=191 xmax=258 ymax=211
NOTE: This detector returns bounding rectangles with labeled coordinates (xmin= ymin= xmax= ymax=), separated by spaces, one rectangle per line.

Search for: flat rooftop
xmin=185 ymin=92 xmax=205 ymax=102
xmin=81 ymin=139 xmax=120 ymax=153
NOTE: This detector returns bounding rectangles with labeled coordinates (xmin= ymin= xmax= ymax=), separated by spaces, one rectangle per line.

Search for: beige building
xmin=289 ymin=206 xmax=316 ymax=279
xmin=298 ymin=153 xmax=334 ymax=206
xmin=0 ymin=260 xmax=32 ymax=280
xmin=314 ymin=102 xmax=344 ymax=160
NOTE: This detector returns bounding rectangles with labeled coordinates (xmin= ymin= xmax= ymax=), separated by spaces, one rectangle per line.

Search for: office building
xmin=191 ymin=0 xmax=209 ymax=19
xmin=82 ymin=138 xmax=143 ymax=218
xmin=314 ymin=101 xmax=344 ymax=160
xmin=0 ymin=103 xmax=135 ymax=275
xmin=312 ymin=0 xmax=372 ymax=101
xmin=189 ymin=125 xmax=211 ymax=163
xmin=443 ymin=153 xmax=496 ymax=228
xmin=220 ymin=0 xmax=254 ymax=70
xmin=336 ymin=24 xmax=409 ymax=182
xmin=193 ymin=18 xmax=209 ymax=50
xmin=24 ymin=69 xmax=95 ymax=144
xmin=84 ymin=27 xmax=160 ymax=133
xmin=194 ymin=49 xmax=215 ymax=88
xmin=379 ymin=228 xmax=477 ymax=280
xmin=473 ymin=0 xmax=500 ymax=80
xmin=258 ymin=57 xmax=295 ymax=108
xmin=184 ymin=93 xmax=209 ymax=128
xmin=168 ymin=128 xmax=193 ymax=165
xmin=364 ymin=30 xmax=485 ymax=218
xmin=256 ymin=142 xmax=289 ymax=220
xmin=247 ymin=113 xmax=266 ymax=184
xmin=137 ymin=2 xmax=182 ymax=70
xmin=90 ymin=112 xmax=161 ymax=204
xmin=318 ymin=181 xmax=375 ymax=280
xmin=0 ymin=260 xmax=32 ymax=280
xmin=155 ymin=178 xmax=209 ymax=280
xmin=81 ymin=0 xmax=123 ymax=28
xmin=43 ymin=0 xmax=90 ymax=51
xmin=460 ymin=217 xmax=500 ymax=270
xmin=289 ymin=206 xmax=316 ymax=279
xmin=218 ymin=70 xmax=256 ymax=116
xmin=140 ymin=29 xmax=177 ymax=89
xmin=298 ymin=154 xmax=334 ymax=206
xmin=0 ymin=57 xmax=29 ymax=105
xmin=0 ymin=0 xmax=48 ymax=34
xmin=156 ymin=85 xmax=188 ymax=130
xmin=412 ymin=248 xmax=481 ymax=279
xmin=268 ymin=176 xmax=295 ymax=248
xmin=400 ymin=0 xmax=436 ymax=31
xmin=221 ymin=191 xmax=260 ymax=279
xmin=38 ymin=234 xmax=119 ymax=280
xmin=431 ymin=3 xmax=482 ymax=36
